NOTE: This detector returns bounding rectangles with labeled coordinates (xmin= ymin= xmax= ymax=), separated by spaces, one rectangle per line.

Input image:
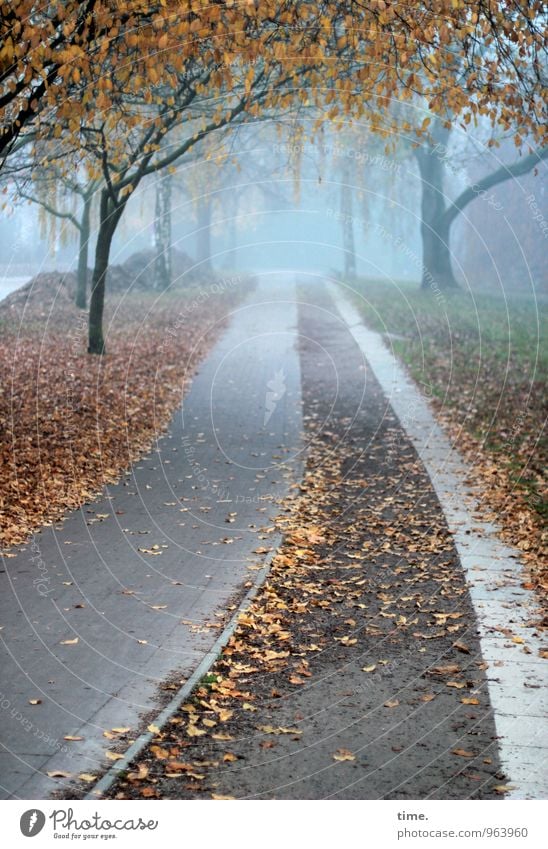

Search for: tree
xmin=414 ymin=121 xmax=548 ymax=289
xmin=4 ymin=1 xmax=546 ymax=347
xmin=20 ymin=175 xmax=98 ymax=308
xmin=3 ymin=138 xmax=99 ymax=307
xmin=153 ymin=171 xmax=173 ymax=291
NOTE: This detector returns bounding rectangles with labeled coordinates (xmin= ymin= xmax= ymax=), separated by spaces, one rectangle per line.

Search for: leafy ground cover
xmin=351 ymin=279 xmax=547 ymax=604
xmin=0 ymin=271 xmax=248 ymax=549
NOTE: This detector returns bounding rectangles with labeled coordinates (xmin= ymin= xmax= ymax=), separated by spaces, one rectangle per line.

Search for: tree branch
xmin=443 ymin=147 xmax=548 ymax=228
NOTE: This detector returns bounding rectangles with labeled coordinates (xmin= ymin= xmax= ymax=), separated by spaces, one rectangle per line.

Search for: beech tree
xmin=15 ymin=171 xmax=99 ymax=308
xmin=414 ymin=121 xmax=548 ymax=289
xmin=2 ymin=1 xmax=546 ymax=350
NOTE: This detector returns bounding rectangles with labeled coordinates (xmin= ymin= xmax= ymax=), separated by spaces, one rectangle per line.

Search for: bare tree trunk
xmin=196 ymin=197 xmax=212 ymax=271
xmin=154 ymin=172 xmax=172 ymax=290
xmin=340 ymin=161 xmax=356 ymax=280
xmin=415 ymin=127 xmax=458 ymax=291
xmin=75 ymin=193 xmax=92 ymax=309
xmin=88 ymin=190 xmax=123 ymax=354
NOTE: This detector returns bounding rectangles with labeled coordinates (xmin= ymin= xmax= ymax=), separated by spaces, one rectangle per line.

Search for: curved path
xmin=0 ymin=275 xmax=303 ymax=799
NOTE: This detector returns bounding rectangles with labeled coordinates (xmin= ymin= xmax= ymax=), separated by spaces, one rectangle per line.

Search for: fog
xmin=2 ymin=121 xmax=546 ymax=299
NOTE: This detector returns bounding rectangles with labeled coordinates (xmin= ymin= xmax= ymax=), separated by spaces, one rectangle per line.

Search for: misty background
xmin=1 ymin=120 xmax=546 ymax=301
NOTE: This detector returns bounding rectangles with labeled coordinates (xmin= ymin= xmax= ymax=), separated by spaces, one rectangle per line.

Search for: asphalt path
xmin=0 ymin=275 xmax=303 ymax=799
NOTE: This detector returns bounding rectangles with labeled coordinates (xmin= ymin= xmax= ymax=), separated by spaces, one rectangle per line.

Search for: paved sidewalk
xmin=0 ymin=275 xmax=303 ymax=799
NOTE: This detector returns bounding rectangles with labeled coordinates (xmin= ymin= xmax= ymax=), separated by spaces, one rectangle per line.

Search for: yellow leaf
xmin=150 ymin=745 xmax=169 ymax=759
xmin=105 ymin=750 xmax=124 ymax=761
xmin=127 ymin=764 xmax=149 ymax=781
xmin=186 ymin=724 xmax=206 ymax=737
xmin=333 ymin=748 xmax=355 ymax=762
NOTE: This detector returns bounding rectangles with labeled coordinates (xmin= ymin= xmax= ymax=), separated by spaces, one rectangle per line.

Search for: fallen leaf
xmin=452 ymin=749 xmax=475 ymax=758
xmin=333 ymin=748 xmax=356 ymax=762
xmin=150 ymin=745 xmax=169 ymax=759
xmin=384 ymin=699 xmax=400 ymax=708
xmin=127 ymin=764 xmax=149 ymax=781
xmin=186 ymin=724 xmax=207 ymax=738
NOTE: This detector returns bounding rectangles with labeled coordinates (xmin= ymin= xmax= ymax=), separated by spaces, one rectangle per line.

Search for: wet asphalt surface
xmin=0 ymin=276 xmax=302 ymax=799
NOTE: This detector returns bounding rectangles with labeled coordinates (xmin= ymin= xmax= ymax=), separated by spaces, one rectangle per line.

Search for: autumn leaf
xmin=257 ymin=725 xmax=302 ymax=736
xmin=452 ymin=749 xmax=476 ymax=758
xmin=427 ymin=664 xmax=460 ymax=676
xmin=384 ymin=699 xmax=400 ymax=709
xmin=333 ymin=748 xmax=356 ymax=762
xmin=127 ymin=764 xmax=149 ymax=781
xmin=150 ymin=745 xmax=170 ymax=759
xmin=186 ymin=724 xmax=206 ymax=738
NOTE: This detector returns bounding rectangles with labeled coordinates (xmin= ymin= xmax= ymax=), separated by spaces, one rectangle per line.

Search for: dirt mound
xmin=0 ymin=249 xmax=206 ymax=319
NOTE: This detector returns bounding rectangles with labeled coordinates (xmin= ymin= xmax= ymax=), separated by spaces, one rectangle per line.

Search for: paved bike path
xmin=0 ymin=275 xmax=303 ymax=799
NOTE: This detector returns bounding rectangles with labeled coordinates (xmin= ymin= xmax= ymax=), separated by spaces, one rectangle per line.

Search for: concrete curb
xmin=85 ymin=546 xmax=279 ymax=799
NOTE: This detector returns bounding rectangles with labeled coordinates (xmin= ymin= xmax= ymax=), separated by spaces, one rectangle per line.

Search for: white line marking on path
xmin=331 ymin=282 xmax=547 ymax=800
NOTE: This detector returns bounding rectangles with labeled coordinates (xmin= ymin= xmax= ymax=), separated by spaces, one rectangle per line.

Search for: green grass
xmin=350 ymin=278 xmax=547 ymax=518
